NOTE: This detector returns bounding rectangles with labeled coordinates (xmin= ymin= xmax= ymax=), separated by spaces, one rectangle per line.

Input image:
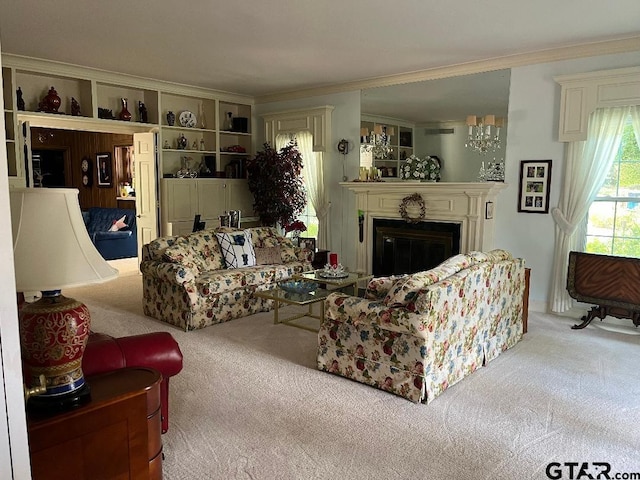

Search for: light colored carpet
xmin=66 ymin=263 xmax=640 ymax=480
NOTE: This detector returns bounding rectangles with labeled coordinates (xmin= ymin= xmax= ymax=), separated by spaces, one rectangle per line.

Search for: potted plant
xmin=246 ymin=142 xmax=307 ymax=228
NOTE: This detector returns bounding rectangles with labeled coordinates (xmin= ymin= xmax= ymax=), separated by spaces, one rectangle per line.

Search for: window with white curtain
xmin=586 ymin=115 xmax=640 ymax=257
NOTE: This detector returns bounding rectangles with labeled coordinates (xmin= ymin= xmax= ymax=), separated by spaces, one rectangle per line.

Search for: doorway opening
xmin=31 ymin=149 xmax=66 ymax=187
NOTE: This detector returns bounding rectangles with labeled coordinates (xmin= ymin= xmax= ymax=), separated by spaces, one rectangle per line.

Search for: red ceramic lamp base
xmin=20 ymin=291 xmax=92 ymax=411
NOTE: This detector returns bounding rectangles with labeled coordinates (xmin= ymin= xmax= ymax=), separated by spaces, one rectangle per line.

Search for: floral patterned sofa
xmin=317 ymin=249 xmax=526 ymax=403
xmin=141 ymin=226 xmax=313 ymax=331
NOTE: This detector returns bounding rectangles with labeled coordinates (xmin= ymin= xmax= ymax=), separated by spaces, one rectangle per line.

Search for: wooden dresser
xmin=27 ymin=367 xmax=163 ymax=480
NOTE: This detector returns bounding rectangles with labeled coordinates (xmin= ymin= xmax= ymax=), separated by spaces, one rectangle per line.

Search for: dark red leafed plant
xmin=284 ymin=220 xmax=306 ymax=234
xmin=246 ymin=142 xmax=307 ymax=228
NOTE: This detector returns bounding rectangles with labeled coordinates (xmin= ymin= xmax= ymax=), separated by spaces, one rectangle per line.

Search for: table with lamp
xmin=11 ymin=188 xmax=163 ymax=479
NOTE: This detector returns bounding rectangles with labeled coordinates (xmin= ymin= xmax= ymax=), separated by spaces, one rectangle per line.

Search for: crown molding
xmin=554 ymin=65 xmax=640 ymax=83
xmin=360 ymin=113 xmax=415 ymax=127
xmin=256 ymin=36 xmax=640 ymax=104
xmin=260 ymin=105 xmax=334 ymax=120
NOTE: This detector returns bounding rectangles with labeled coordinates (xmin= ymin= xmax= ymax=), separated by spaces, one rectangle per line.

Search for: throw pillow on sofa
xmin=163 ymin=243 xmax=203 ymax=274
xmin=109 ymin=214 xmax=128 ymax=231
xmin=215 ymin=230 xmax=257 ymax=268
xmin=254 ymin=246 xmax=282 ymax=265
xmin=277 ymin=237 xmax=297 ymax=263
xmin=249 ymin=227 xmax=280 ymax=248
xmin=183 ymin=230 xmax=226 ymax=271
xmin=383 ymin=254 xmax=472 ymax=307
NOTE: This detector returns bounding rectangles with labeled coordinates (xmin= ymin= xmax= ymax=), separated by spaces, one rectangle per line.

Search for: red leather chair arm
xmin=83 ymin=331 xmax=183 ymax=434
xmin=115 ymin=332 xmax=184 ymax=377
xmin=83 ymin=333 xmax=127 ymax=376
xmin=83 ymin=332 xmax=183 ymax=378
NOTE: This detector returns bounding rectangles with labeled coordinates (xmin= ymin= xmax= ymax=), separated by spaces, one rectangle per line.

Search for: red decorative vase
xmin=20 ymin=291 xmax=92 ymax=409
xmin=119 ymin=98 xmax=132 ymax=121
xmin=45 ymin=86 xmax=61 ymax=112
xmin=38 ymin=86 xmax=62 ymax=113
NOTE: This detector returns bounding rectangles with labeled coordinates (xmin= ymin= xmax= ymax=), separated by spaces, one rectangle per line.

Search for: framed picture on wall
xmin=518 ymin=160 xmax=552 ymax=213
xmin=96 ymin=152 xmax=113 ymax=188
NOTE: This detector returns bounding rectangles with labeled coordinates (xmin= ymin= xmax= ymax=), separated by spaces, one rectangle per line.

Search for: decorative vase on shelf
xmin=45 ymin=86 xmax=61 ymax=112
xmin=38 ymin=86 xmax=61 ymax=113
xmin=16 ymin=87 xmax=25 ymax=111
xmin=119 ymin=98 xmax=132 ymax=121
xmin=226 ymin=112 xmax=233 ymax=131
xmin=166 ymin=111 xmax=176 ymax=126
xmin=199 ymin=102 xmax=206 ymax=129
xmin=138 ymin=101 xmax=148 ymax=123
xmin=71 ymin=97 xmax=81 ymax=116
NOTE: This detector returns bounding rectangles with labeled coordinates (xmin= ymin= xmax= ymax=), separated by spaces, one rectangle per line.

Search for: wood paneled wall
xmin=31 ymin=128 xmax=133 ymax=210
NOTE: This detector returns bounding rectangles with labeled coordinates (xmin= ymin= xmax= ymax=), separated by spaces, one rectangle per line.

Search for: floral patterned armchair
xmin=317 ymin=250 xmax=526 ymax=403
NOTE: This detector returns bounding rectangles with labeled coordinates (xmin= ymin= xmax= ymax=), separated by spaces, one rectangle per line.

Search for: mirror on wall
xmin=360 ymin=69 xmax=511 ymax=182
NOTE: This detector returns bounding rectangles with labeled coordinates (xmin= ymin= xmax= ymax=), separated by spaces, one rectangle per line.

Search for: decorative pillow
xmin=254 ymin=246 xmax=282 ymax=265
xmin=384 ymin=271 xmax=440 ymax=307
xmin=163 ymin=243 xmax=202 ymax=274
xmin=215 ymin=230 xmax=256 ymax=269
xmin=485 ymin=249 xmax=513 ymax=263
xmin=108 ymin=214 xmax=128 ymax=232
xmin=250 ymin=227 xmax=280 ymax=248
xmin=184 ymin=230 xmax=226 ymax=270
xmin=277 ymin=237 xmax=298 ymax=263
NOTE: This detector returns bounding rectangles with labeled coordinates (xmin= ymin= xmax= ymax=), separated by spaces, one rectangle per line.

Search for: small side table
xmin=28 ymin=367 xmax=163 ymax=480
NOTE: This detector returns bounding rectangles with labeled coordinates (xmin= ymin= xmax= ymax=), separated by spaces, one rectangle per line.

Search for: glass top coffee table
xmin=256 ymin=271 xmax=373 ymax=332
xmin=254 ymin=285 xmax=332 ymax=332
xmin=294 ymin=270 xmax=373 ymax=296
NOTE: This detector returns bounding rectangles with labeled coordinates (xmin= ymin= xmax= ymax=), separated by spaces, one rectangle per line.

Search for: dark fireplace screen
xmin=372 ymin=219 xmax=461 ymax=276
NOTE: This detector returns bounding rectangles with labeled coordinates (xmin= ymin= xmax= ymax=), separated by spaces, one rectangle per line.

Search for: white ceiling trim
xmin=255 ymin=36 xmax=640 ymax=104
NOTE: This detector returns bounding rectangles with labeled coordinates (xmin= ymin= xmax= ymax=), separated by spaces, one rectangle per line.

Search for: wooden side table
xmin=28 ymin=367 xmax=163 ymax=480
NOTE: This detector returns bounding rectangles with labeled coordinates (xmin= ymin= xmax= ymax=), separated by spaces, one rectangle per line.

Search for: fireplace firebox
xmin=373 ymin=219 xmax=460 ymax=276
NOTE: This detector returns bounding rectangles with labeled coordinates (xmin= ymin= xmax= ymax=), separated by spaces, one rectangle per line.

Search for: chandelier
xmin=465 ymin=115 xmax=502 ymax=154
xmin=360 ymin=124 xmax=395 ymax=159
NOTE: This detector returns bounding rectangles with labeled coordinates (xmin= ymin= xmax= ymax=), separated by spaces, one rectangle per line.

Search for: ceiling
xmin=1 ymin=0 xmax=639 ymax=104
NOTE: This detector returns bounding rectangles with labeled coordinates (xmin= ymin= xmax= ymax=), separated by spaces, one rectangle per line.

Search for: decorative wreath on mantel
xmin=399 ymin=193 xmax=426 ymax=223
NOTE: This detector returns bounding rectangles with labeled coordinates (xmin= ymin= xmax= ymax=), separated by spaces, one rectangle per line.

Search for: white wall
xmin=497 ymin=51 xmax=640 ymax=311
xmin=0 ymin=44 xmax=32 ymax=479
xmin=255 ymin=91 xmax=362 ymax=270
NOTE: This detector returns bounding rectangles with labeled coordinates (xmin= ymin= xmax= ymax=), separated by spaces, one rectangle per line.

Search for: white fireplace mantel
xmin=340 ymin=181 xmax=507 ymax=274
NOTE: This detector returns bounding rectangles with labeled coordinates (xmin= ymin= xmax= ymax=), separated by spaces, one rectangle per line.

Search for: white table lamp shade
xmin=10 ymin=188 xmax=118 ymax=292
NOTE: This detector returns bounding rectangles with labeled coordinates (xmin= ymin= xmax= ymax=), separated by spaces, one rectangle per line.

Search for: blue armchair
xmin=83 ymin=207 xmax=138 ymax=260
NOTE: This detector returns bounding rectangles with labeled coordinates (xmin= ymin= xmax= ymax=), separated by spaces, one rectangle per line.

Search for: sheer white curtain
xmin=276 ymin=131 xmax=331 ymax=249
xmin=631 ymin=106 xmax=640 ymax=147
xmin=549 ymin=106 xmax=629 ymax=313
